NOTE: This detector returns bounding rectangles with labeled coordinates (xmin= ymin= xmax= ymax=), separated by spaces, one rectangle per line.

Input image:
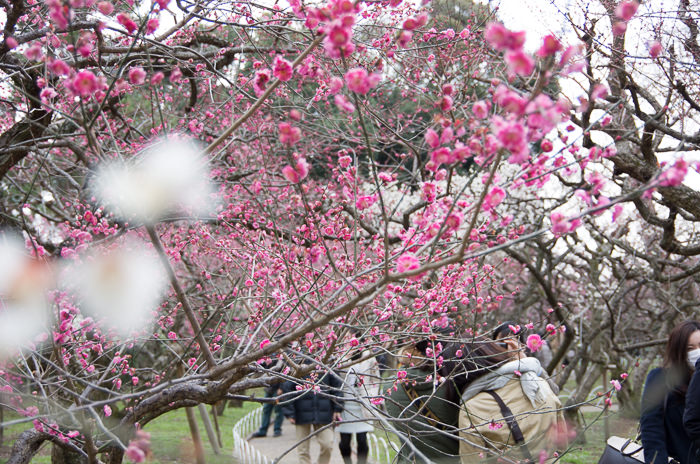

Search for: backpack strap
xmin=485 ymin=390 xmax=534 ymax=463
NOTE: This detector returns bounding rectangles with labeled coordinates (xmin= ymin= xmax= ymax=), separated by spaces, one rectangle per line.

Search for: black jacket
xmin=683 ymin=360 xmax=700 ymax=462
xmin=640 ymin=367 xmax=694 ymax=464
xmin=280 ymin=371 xmax=343 ymax=425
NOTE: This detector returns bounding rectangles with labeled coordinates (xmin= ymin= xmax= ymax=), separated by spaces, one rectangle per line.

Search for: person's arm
xmin=329 ymin=371 xmax=344 ymax=414
xmin=640 ymin=369 xmax=669 ymax=464
xmin=683 ymin=359 xmax=700 ymax=446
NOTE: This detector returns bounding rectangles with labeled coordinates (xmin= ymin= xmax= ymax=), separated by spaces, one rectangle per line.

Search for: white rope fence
xmin=232 ymin=406 xmax=392 ymax=463
xmin=232 ymin=407 xmax=271 ymax=464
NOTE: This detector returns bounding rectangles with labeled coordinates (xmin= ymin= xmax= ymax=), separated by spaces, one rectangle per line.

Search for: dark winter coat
xmin=640 ymin=367 xmax=694 ymax=464
xmin=683 ymin=359 xmax=700 ymax=463
xmin=382 ymin=366 xmax=461 ymax=463
xmin=280 ymin=371 xmax=343 ymax=425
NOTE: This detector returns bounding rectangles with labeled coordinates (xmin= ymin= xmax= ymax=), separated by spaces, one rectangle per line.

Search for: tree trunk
xmin=197 ymin=403 xmax=220 ymax=454
xmin=52 ymin=444 xmax=87 ymax=464
xmin=7 ymin=430 xmax=48 ymax=464
xmin=185 ymin=407 xmax=206 ymax=464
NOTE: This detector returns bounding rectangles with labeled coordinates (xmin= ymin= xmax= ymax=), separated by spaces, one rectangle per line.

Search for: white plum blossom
xmin=62 ymin=238 xmax=167 ymax=337
xmin=0 ymin=235 xmax=50 ymax=358
xmin=40 ymin=190 xmax=55 ymax=204
xmin=93 ymin=136 xmax=214 ymax=224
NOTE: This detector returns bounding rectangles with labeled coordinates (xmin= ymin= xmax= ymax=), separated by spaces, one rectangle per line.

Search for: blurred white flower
xmin=0 ymin=234 xmax=51 ymax=358
xmin=62 ymin=239 xmax=167 ymax=337
xmin=40 ymin=190 xmax=55 ymax=204
xmin=93 ymin=136 xmax=214 ymax=224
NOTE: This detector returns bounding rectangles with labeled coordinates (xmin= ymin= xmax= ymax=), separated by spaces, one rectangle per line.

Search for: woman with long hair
xmin=455 ymin=338 xmax=566 ymax=463
xmin=640 ymin=320 xmax=700 ymax=464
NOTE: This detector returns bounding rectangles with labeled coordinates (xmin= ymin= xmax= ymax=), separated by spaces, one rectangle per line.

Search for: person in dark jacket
xmin=683 ymin=352 xmax=700 ymax=462
xmin=641 ymin=320 xmax=700 ymax=464
xmin=250 ymin=383 xmax=284 ymax=438
xmin=280 ymin=369 xmax=343 ymax=464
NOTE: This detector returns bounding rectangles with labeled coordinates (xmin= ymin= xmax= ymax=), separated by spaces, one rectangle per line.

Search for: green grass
xmin=146 ymin=402 xmax=258 ymax=463
xmin=558 ymin=411 xmax=638 ymax=464
xmin=0 ymin=414 xmax=52 ymax=464
xmin=0 ymin=401 xmax=258 ymax=464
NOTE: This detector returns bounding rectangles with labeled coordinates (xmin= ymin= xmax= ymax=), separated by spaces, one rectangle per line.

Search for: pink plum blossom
xmin=536 ymin=34 xmax=562 ymax=57
xmin=49 ymin=59 xmax=71 ymax=76
xmin=273 ymin=56 xmax=293 ymax=81
xmin=472 ymin=101 xmax=489 ymax=119
xmin=484 ymin=23 xmax=525 ymax=51
xmin=344 ymin=68 xmax=380 ymax=95
xmin=649 ymin=41 xmax=663 ymax=58
xmin=611 ymin=379 xmax=622 ymax=391
xmin=329 ymin=76 xmax=344 ymax=94
xmin=356 ymin=195 xmax=377 ymax=210
xmin=146 ymin=18 xmax=159 ymax=35
xmin=128 ymin=67 xmax=146 ymax=85
xmin=591 ymin=84 xmax=609 ymax=100
xmin=117 ymin=13 xmax=138 ymax=34
xmin=278 ymin=122 xmax=301 ymax=145
xmin=422 ymin=182 xmax=437 ymax=202
xmin=282 ymin=158 xmax=309 ymax=183
xmin=24 ymin=43 xmax=43 ymax=61
xmin=253 ymin=69 xmax=271 ymax=96
xmin=425 ymin=128 xmax=440 ymax=148
xmin=444 ymin=212 xmax=463 ymax=230
xmin=615 ymin=1 xmax=639 ymax=21
xmin=97 ymin=1 xmax=114 ymax=14
xmin=125 ymin=446 xmax=145 ymax=463
xmin=72 ymin=71 xmax=99 ymax=97
xmin=489 ymin=421 xmax=504 ymax=431
xmin=550 ymin=212 xmax=574 ymax=236
xmin=659 ymin=159 xmax=688 ymax=187
xmin=395 ymin=253 xmax=420 ymax=274
xmin=493 ymin=118 xmax=529 ymax=163
xmin=150 ymin=72 xmax=165 ymax=85
xmin=505 ymin=50 xmax=534 ymax=76
xmin=334 ymin=94 xmax=355 ymax=113
xmin=431 ymin=148 xmax=454 ymax=166
xmin=612 ymin=22 xmax=627 ymax=36
xmin=526 ymin=334 xmax=544 ymax=352
xmin=482 ymin=186 xmax=505 ymax=211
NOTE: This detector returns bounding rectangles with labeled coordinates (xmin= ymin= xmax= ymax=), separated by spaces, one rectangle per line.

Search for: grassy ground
xmin=0 ymin=401 xmax=258 ymax=464
xmin=558 ymin=411 xmax=638 ymax=464
xmin=146 ymin=402 xmax=258 ymax=463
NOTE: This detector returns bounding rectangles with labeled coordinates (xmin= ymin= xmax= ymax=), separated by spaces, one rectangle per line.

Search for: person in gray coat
xmin=337 ymin=347 xmax=380 ymax=464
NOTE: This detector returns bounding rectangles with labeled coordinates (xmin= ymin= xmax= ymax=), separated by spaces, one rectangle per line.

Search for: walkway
xmin=247 ymin=420 xmax=347 ymax=463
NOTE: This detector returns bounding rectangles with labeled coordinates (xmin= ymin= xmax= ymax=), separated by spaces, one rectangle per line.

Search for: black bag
xmin=597 ymin=436 xmax=679 ymax=464
xmin=597 ymin=436 xmax=645 ymax=464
